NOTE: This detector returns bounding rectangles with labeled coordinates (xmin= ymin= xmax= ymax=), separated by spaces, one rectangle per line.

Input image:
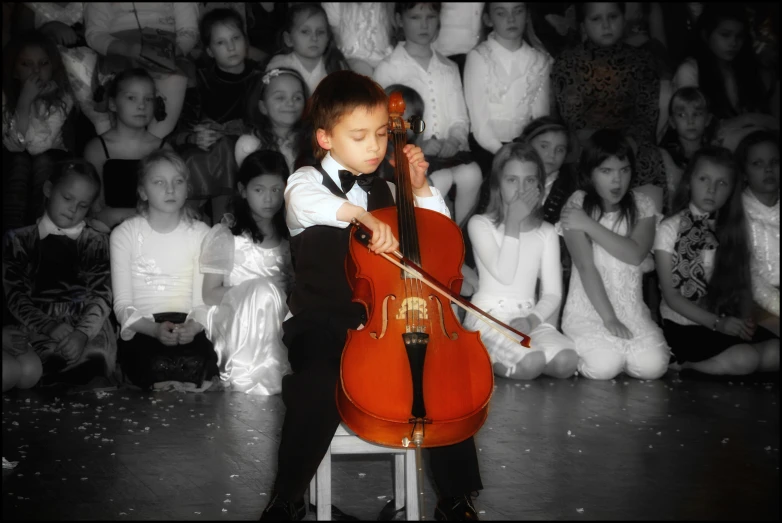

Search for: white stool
xmin=309 ymin=423 xmax=420 ymax=521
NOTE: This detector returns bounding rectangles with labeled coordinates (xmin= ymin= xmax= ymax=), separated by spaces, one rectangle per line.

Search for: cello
xmin=336 ymin=92 xmax=532 ymax=519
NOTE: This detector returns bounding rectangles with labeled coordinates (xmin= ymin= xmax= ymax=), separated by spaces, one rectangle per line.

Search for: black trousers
xmin=118 ymin=312 xmax=218 ymax=390
xmin=273 ymin=309 xmax=484 ymax=501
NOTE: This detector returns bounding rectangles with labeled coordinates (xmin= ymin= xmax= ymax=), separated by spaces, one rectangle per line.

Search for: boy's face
xmin=207 ymin=22 xmax=247 ymax=73
xmin=398 ymin=4 xmax=439 ymax=47
xmin=670 ymin=99 xmax=710 ymax=142
xmin=317 ymin=104 xmax=389 ymax=175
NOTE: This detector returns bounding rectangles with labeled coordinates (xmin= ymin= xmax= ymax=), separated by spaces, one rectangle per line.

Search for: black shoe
xmin=434 ymin=494 xmax=479 ymax=521
xmin=260 ymin=494 xmax=306 ymax=521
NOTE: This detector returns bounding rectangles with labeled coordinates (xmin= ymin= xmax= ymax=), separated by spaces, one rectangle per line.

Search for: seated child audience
xmin=464 ymin=2 xmax=552 ymax=182
xmin=3 ymin=325 xmax=42 ymax=392
xmin=235 ymin=68 xmax=307 ymax=173
xmin=431 ymin=2 xmax=484 ymax=77
xmin=84 ymin=68 xmax=171 ymax=230
xmin=659 ymin=87 xmax=713 ymax=212
xmin=559 ymin=130 xmax=669 ymax=381
xmin=374 ymin=3 xmax=483 ymax=227
xmin=465 ymin=142 xmax=578 ymax=380
xmin=735 ymin=131 xmax=780 ymax=337
xmin=321 ymin=2 xmax=394 ymax=76
xmin=3 ymin=30 xmax=74 ymax=234
xmin=84 ymin=2 xmax=198 ymax=140
xmin=655 ymin=147 xmax=779 ymax=376
xmin=195 ymin=150 xmax=293 ymax=395
xmin=265 ymin=3 xmax=349 ymax=96
xmin=173 ymin=7 xmax=263 ymax=224
xmin=110 ymin=150 xmax=217 ymax=390
xmin=3 ymin=160 xmax=116 ymax=385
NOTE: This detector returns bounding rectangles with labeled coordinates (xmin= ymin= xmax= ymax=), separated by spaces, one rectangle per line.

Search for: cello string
xmin=395 ymin=131 xmax=414 ymax=331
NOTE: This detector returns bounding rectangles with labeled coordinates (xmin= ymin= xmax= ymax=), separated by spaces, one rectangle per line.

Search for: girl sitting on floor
xmin=465 ymin=142 xmax=578 ymax=380
xmin=655 ymin=146 xmax=779 ymax=376
xmin=110 ymin=150 xmax=216 ymax=390
xmin=194 ymin=150 xmax=293 ymax=395
xmin=3 ymin=160 xmax=116 ymax=386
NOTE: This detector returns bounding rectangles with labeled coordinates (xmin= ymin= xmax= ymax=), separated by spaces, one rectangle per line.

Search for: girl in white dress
xmin=559 ymin=129 xmax=669 ymax=380
xmin=196 ymin=150 xmax=293 ymax=395
xmin=464 ymin=142 xmax=578 ymax=380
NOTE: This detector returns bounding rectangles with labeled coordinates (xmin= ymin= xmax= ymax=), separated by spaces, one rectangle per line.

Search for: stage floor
xmin=2 ymin=371 xmax=779 ymax=520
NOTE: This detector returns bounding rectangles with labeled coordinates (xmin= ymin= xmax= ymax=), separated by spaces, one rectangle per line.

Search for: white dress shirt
xmin=373 ymin=43 xmax=470 ymax=149
xmin=265 ymin=52 xmax=327 ymax=97
xmin=285 ymin=152 xmax=451 ymax=238
xmin=432 ymin=2 xmax=484 ymax=57
xmin=464 ymin=33 xmax=552 ymax=154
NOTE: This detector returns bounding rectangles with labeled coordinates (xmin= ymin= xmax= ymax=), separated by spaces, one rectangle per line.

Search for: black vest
xmin=287 ymin=165 xmax=395 ymax=318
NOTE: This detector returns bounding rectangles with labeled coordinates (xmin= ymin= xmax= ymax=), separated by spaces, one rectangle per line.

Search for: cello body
xmin=335 ymin=93 xmax=494 ymax=448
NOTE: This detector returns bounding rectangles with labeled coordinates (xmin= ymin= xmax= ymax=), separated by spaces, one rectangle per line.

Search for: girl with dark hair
xmin=235 ymin=68 xmax=307 ymax=174
xmin=3 ymin=159 xmax=116 ymax=389
xmin=655 ymin=146 xmax=778 ymax=376
xmin=551 ymin=2 xmax=666 ymax=213
xmin=265 ymin=3 xmax=349 ymax=96
xmin=672 ymin=3 xmax=771 ymax=120
xmin=736 ymin=131 xmax=779 ymax=337
xmin=195 ymin=149 xmax=292 ymax=395
xmin=84 ymin=68 xmax=171 ymax=230
xmin=2 ymin=30 xmax=75 ymax=234
xmin=465 ymin=142 xmax=578 ymax=380
xmin=558 ymin=129 xmax=669 ymax=381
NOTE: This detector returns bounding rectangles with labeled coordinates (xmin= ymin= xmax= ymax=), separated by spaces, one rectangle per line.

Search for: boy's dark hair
xmin=280 ymin=3 xmax=350 ymax=75
xmin=394 ymin=3 xmax=442 ymax=16
xmin=2 ymin=30 xmax=72 ymax=119
xmin=230 ymin=149 xmax=290 ymax=245
xmin=670 ymin=146 xmax=751 ymax=317
xmin=306 ymin=71 xmax=388 ymax=161
xmin=578 ymin=129 xmax=638 ymax=233
xmin=667 ymin=86 xmax=710 ymax=116
xmin=49 ymin=159 xmax=102 ymax=204
xmin=199 ymin=7 xmax=247 ymax=49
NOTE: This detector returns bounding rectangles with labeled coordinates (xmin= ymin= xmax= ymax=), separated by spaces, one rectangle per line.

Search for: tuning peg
xmin=408 ymin=116 xmax=425 ymax=135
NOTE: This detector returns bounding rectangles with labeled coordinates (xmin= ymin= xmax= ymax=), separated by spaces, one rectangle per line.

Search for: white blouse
xmin=743 ymin=189 xmax=780 ymax=316
xmin=432 ymin=2 xmax=484 ymax=57
xmin=265 ymin=52 xmax=327 ymax=98
xmin=468 ymin=215 xmax=562 ymax=324
xmin=110 ymin=215 xmax=210 ymax=340
xmin=322 ymin=2 xmax=393 ymax=68
xmin=373 ymin=43 xmax=470 ymax=149
xmin=463 ymin=33 xmax=552 ymax=154
xmin=654 ymin=204 xmax=716 ymax=326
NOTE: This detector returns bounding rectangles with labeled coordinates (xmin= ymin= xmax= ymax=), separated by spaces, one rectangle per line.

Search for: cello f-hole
xmin=429 ymin=295 xmax=458 ymax=340
xmin=370 ymin=295 xmax=396 ymax=339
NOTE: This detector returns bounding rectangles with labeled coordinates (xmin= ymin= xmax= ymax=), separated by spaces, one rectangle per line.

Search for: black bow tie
xmin=339 ymin=170 xmax=375 ymax=194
